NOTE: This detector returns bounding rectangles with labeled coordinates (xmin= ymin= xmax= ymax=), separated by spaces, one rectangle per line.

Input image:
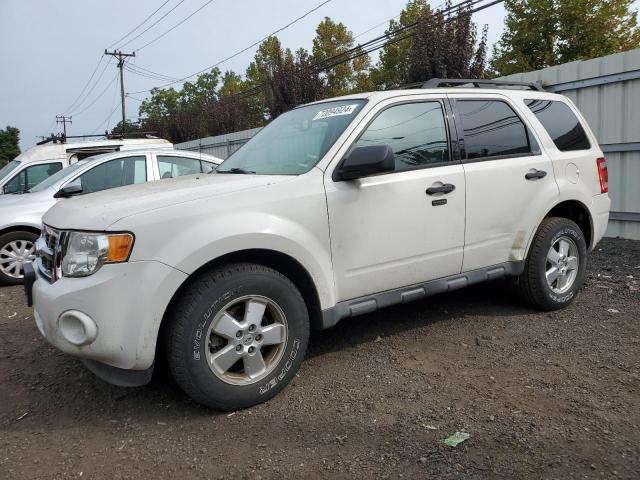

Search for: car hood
xmin=43 ymin=173 xmax=294 ymax=231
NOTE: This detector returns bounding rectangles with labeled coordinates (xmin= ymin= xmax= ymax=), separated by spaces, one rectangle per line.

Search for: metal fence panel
xmin=176 ymin=127 xmax=262 ymax=159
xmin=501 ymin=48 xmax=640 ymax=239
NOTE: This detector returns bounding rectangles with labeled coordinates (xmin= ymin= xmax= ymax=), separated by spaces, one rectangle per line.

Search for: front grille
xmin=36 ymin=225 xmax=63 ymax=282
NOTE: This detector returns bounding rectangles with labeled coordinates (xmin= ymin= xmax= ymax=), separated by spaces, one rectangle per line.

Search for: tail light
xmin=596 ymin=157 xmax=608 ymax=193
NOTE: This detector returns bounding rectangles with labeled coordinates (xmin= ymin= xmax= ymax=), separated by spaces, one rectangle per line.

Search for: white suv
xmin=27 ymin=79 xmax=611 ymax=411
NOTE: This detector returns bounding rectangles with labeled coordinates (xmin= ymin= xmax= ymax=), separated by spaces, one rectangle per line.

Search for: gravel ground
xmin=0 ymin=237 xmax=638 ymax=479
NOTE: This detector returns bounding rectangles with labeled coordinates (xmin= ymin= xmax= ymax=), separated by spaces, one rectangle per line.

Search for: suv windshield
xmin=218 ymin=100 xmax=366 ymax=175
xmin=0 ymin=160 xmax=21 ymax=182
xmin=29 ymin=162 xmax=85 ymax=193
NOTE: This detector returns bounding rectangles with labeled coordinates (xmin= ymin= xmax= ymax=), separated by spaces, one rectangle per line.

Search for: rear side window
xmin=457 ymin=100 xmax=531 ymax=160
xmin=525 ymin=99 xmax=591 ymax=151
xmin=157 ymin=155 xmax=209 ymax=179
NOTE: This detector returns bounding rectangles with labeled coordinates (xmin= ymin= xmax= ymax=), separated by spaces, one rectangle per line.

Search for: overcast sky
xmin=0 ymin=0 xmax=508 ymax=150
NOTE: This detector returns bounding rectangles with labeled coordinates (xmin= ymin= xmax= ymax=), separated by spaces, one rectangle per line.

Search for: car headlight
xmin=61 ymin=231 xmax=134 ymax=277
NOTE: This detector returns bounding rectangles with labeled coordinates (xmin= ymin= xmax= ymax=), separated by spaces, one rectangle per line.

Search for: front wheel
xmin=165 ymin=263 xmax=310 ymax=411
xmin=519 ymin=217 xmax=588 ymax=310
xmin=0 ymin=230 xmax=38 ymax=285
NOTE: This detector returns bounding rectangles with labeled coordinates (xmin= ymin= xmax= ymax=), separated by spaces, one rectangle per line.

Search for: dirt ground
xmin=0 ymin=237 xmax=638 ymax=479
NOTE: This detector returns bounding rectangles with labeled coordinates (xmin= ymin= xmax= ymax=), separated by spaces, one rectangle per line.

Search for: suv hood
xmin=43 ymin=174 xmax=293 ymax=231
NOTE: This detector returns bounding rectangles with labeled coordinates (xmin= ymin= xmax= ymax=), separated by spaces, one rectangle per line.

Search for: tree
xmin=110 ymin=120 xmax=143 ymax=137
xmin=404 ymin=2 xmax=489 ymax=83
xmin=311 ymin=17 xmax=371 ymax=95
xmin=491 ymin=0 xmax=640 ymax=76
xmin=0 ymin=126 xmax=20 ymax=166
xmin=371 ymin=0 xmax=432 ymax=89
xmin=246 ymin=37 xmax=324 ymax=119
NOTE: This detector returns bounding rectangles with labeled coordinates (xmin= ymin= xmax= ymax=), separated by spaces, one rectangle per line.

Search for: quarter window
xmin=157 ymin=156 xmax=212 ymax=178
xmin=457 ymin=100 xmax=531 ymax=160
xmin=354 ymin=101 xmax=449 ymax=171
xmin=525 ymin=99 xmax=591 ymax=151
xmin=66 ymin=156 xmax=147 ymax=194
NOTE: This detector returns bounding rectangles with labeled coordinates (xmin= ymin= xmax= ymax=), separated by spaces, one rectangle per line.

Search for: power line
xmin=62 ymin=56 xmax=105 ymax=114
xmin=118 ymin=0 xmax=187 ymax=50
xmin=106 ymin=0 xmax=173 ymax=50
xmin=128 ymin=0 xmax=332 ymax=95
xmin=67 ymin=58 xmax=113 ymax=115
xmin=91 ymin=103 xmax=121 ymax=135
xmin=72 ymin=72 xmax=119 ymax=116
xmin=133 ymin=0 xmax=217 ymax=52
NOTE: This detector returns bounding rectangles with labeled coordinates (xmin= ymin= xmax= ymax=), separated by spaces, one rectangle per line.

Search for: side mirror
xmin=54 ymin=185 xmax=83 ymax=198
xmin=334 ymin=145 xmax=395 ymax=181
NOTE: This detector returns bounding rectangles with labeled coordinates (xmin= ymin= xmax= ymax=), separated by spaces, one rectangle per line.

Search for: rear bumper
xmin=591 ymin=193 xmax=611 ymax=248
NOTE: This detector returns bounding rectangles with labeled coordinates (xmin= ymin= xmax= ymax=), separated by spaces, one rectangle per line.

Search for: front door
xmin=325 ymin=98 xmax=466 ymax=302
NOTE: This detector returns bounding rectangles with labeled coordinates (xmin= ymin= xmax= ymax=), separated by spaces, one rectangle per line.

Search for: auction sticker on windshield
xmin=313 ymin=104 xmax=360 ymax=121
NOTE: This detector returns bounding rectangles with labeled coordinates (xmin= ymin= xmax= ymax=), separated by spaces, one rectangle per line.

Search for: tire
xmin=0 ymin=230 xmax=38 ymax=285
xmin=519 ymin=217 xmax=588 ymax=310
xmin=165 ymin=263 xmax=310 ymax=411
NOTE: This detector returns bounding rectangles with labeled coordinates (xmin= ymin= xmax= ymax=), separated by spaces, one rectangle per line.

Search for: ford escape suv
xmin=27 ymin=79 xmax=611 ymax=411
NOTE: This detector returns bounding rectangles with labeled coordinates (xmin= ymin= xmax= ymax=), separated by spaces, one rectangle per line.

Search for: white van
xmin=0 ymin=137 xmax=172 ymax=194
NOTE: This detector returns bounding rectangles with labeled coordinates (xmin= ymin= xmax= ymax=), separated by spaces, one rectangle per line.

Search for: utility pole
xmin=104 ymin=49 xmax=135 ymax=138
xmin=56 ymin=115 xmax=72 ymax=138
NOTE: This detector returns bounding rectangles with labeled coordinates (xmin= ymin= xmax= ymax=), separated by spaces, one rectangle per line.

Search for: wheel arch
xmin=158 ymin=248 xmax=325 ymax=355
xmin=0 ymin=225 xmax=41 ymax=238
xmin=544 ymin=199 xmax=593 ymax=249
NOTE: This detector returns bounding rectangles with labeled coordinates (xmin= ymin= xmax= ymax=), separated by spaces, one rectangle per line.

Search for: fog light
xmin=58 ymin=310 xmax=98 ymax=346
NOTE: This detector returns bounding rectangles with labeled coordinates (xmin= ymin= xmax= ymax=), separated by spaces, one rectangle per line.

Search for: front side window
xmin=457 ymin=100 xmax=531 ymax=160
xmin=157 ymin=156 xmax=207 ymax=178
xmin=66 ymin=156 xmax=146 ymax=194
xmin=218 ymin=100 xmax=366 ymax=175
xmin=25 ymin=163 xmax=63 ymax=189
xmin=353 ymin=101 xmax=449 ymax=171
xmin=525 ymin=99 xmax=591 ymax=151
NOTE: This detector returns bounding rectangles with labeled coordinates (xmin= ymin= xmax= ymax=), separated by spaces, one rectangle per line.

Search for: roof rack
xmin=422 ymin=78 xmax=544 ymax=91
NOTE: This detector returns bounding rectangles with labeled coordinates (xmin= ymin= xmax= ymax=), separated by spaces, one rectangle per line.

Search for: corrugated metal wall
xmin=501 ymin=49 xmax=640 ymax=240
xmin=177 ymin=49 xmax=640 ymax=239
xmin=176 ymin=127 xmax=262 ymax=159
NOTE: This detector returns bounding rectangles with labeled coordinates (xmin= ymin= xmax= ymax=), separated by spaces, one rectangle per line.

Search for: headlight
xmin=61 ymin=231 xmax=134 ymax=277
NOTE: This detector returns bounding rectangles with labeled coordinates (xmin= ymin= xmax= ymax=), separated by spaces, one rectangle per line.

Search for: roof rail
xmin=423 ymin=78 xmax=544 ymax=91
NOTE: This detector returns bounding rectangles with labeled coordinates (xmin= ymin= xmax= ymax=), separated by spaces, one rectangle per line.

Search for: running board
xmin=318 ymin=261 xmax=524 ymax=330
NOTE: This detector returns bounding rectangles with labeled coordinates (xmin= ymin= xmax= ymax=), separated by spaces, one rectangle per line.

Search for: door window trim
xmin=450 ymin=97 xmax=542 ymax=164
xmin=331 ymin=98 xmax=457 ymax=181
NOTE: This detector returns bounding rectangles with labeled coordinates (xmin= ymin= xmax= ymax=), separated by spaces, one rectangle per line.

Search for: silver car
xmin=0 ymin=148 xmax=221 ymax=284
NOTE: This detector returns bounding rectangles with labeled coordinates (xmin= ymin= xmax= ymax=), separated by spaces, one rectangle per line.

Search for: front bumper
xmin=32 ymin=259 xmax=188 ymax=372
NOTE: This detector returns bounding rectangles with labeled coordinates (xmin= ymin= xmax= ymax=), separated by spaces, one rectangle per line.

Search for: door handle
xmin=525 ymin=169 xmax=547 ymax=180
xmin=426 ymin=183 xmax=455 ymax=195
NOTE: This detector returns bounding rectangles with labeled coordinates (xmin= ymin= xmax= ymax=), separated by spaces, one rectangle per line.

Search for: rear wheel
xmin=165 ymin=263 xmax=309 ymax=411
xmin=519 ymin=217 xmax=587 ymax=310
xmin=0 ymin=231 xmax=38 ymax=285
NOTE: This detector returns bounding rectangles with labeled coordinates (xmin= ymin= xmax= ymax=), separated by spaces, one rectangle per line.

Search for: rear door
xmin=450 ymin=94 xmax=559 ymax=271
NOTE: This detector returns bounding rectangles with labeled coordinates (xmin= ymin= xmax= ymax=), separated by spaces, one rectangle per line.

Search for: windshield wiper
xmin=217 ymin=167 xmax=256 ymax=174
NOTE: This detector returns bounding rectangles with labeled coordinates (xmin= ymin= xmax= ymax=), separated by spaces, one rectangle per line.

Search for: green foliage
xmin=312 ymin=17 xmax=370 ymax=95
xmin=491 ymin=0 xmax=640 ymax=76
xmin=0 ymin=126 xmax=20 ymax=166
xmin=371 ymin=0 xmax=432 ymax=89
xmin=110 ymin=120 xmax=143 ymax=136
xmin=138 ymin=1 xmax=491 ymax=141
